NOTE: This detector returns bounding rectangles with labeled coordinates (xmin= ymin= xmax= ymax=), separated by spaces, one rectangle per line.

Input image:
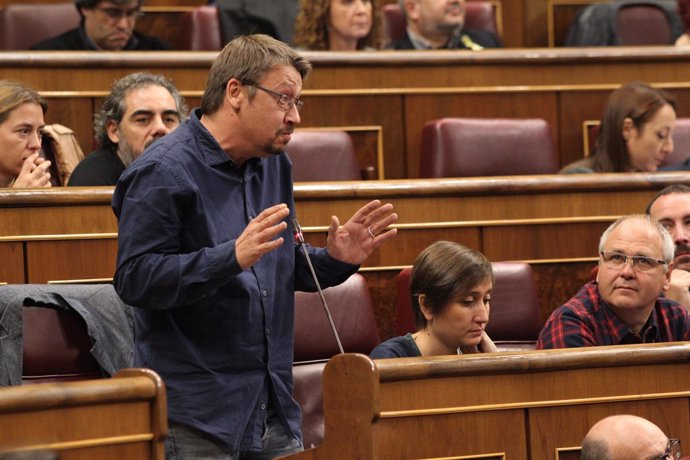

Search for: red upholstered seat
xmin=395 ymin=262 xmax=543 ymax=351
xmin=178 ymin=5 xmax=222 ymax=51
xmin=617 ymin=3 xmax=674 ymax=45
xmin=294 ymin=273 xmax=380 ymax=362
xmin=381 ymin=1 xmax=498 ymax=44
xmin=22 ymin=305 xmax=103 ymax=384
xmin=419 ymin=118 xmax=559 ymax=177
xmin=292 ymin=361 xmax=327 ymax=449
xmin=0 ymin=3 xmax=79 ymax=50
xmin=287 ymin=130 xmax=363 ymax=182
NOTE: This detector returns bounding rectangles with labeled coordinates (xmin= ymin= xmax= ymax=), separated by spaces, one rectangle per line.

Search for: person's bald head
xmin=581 ymin=415 xmax=668 ymax=460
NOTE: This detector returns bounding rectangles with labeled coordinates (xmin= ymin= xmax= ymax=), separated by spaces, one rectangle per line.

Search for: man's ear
xmin=226 ymin=78 xmax=243 ymax=110
xmin=418 ymin=294 xmax=434 ymax=321
xmin=664 ymin=261 xmax=674 ymax=291
xmin=622 ymin=117 xmax=635 ymax=141
xmin=403 ymin=0 xmax=419 ymax=20
xmin=106 ymin=119 xmax=120 ymax=144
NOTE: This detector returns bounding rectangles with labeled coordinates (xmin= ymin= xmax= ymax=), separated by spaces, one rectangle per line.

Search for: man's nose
xmin=285 ymin=105 xmax=301 ymax=125
xmin=673 ymin=222 xmax=690 ymax=244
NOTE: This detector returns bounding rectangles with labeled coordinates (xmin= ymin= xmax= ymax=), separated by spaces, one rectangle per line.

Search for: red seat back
xmin=178 ymin=5 xmax=222 ymax=51
xmin=294 ymin=274 xmax=380 ymax=362
xmin=287 ymin=130 xmax=362 ymax=182
xmin=0 ymin=3 xmax=79 ymax=50
xmin=420 ymin=118 xmax=559 ymax=177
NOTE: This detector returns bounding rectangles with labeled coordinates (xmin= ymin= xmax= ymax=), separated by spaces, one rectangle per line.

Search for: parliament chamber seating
xmin=419 ymin=118 xmax=559 ymax=177
xmin=287 ymin=130 xmax=365 ymax=182
xmin=0 ymin=3 xmax=79 ymax=50
xmin=178 ymin=5 xmax=222 ymax=51
xmin=381 ymin=1 xmax=499 ymax=43
xmin=294 ymin=273 xmax=381 ymax=362
xmin=22 ymin=305 xmax=103 ymax=384
xmin=0 ymin=284 xmax=133 ymax=386
xmin=293 ymin=273 xmax=381 ymax=449
xmin=566 ymin=1 xmax=683 ymax=46
xmin=395 ymin=262 xmax=543 ymax=351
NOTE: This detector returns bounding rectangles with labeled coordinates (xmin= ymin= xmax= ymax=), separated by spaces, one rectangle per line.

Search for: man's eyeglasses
xmin=241 ymin=80 xmax=304 ymax=113
xmin=653 ymin=438 xmax=681 ymax=460
xmin=599 ymin=251 xmax=668 ymax=272
xmin=94 ymin=6 xmax=144 ymax=21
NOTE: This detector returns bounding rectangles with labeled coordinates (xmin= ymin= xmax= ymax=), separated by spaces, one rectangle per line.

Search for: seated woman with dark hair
xmin=293 ymin=0 xmax=382 ymax=51
xmin=0 ymin=80 xmax=52 ymax=188
xmin=560 ymin=81 xmax=676 ymax=174
xmin=371 ymin=241 xmax=497 ymax=359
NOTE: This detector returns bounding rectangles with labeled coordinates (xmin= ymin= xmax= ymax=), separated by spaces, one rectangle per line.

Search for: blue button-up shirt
xmin=112 ymin=109 xmax=357 ymax=450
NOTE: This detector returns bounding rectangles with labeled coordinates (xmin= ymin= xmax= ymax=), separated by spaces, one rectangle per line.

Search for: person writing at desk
xmin=371 ymin=241 xmax=497 ymax=358
xmin=113 ymin=34 xmax=398 ymax=458
xmin=561 ymin=81 xmax=676 ymax=174
xmin=0 ymin=80 xmax=52 ymax=189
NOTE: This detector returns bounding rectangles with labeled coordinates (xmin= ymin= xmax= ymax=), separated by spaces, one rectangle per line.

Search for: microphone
xmin=292 ymin=217 xmax=344 ymax=355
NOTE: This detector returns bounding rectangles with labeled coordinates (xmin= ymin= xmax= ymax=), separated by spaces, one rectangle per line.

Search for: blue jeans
xmin=166 ymin=409 xmax=303 ymax=460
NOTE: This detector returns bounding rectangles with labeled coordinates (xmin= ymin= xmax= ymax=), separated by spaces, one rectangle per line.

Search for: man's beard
xmin=675 ymin=243 xmax=690 ymax=270
xmin=116 ymin=136 xmax=160 ymax=167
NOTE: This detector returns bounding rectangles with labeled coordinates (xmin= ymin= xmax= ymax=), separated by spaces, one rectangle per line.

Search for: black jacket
xmin=391 ymin=28 xmax=502 ymax=50
xmin=30 ymin=26 xmax=171 ymax=50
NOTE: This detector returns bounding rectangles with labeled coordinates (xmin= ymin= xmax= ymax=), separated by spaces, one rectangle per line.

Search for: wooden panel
xmin=0 ymin=241 xmax=24 ymax=284
xmin=530 ymin=398 xmax=690 ymax=460
xmin=300 ymin=94 xmax=404 ymax=179
xmin=26 ymin=239 xmax=117 ymax=284
xmin=482 ymin=221 xmax=609 ymax=260
xmin=0 ymin=368 xmax=166 ymax=459
xmin=375 ymin=410 xmax=526 ymax=458
xmin=283 ymin=344 xmax=690 ymax=459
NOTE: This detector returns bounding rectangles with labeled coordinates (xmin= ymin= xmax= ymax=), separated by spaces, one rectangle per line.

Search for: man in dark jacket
xmin=392 ymin=0 xmax=501 ymax=50
xmin=31 ymin=0 xmax=170 ymax=50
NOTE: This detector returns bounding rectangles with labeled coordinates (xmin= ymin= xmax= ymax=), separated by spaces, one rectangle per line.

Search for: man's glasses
xmin=241 ymin=80 xmax=304 ymax=113
xmin=653 ymin=438 xmax=681 ymax=460
xmin=599 ymin=251 xmax=668 ymax=272
xmin=94 ymin=6 xmax=144 ymax=21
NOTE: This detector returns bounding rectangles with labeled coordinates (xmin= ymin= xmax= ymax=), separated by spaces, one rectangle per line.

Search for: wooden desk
xmin=283 ymin=343 xmax=690 ymax=459
xmin=0 ymin=368 xmax=166 ymax=459
xmin=4 ymin=48 xmax=690 ymax=178
xmin=2 ymin=173 xmax=688 ymax=338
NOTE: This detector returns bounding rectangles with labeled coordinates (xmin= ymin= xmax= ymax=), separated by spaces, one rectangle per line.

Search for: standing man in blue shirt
xmin=112 ymin=34 xmax=398 ymax=458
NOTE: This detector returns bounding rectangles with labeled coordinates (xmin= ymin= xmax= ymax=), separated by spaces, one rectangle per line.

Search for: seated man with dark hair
xmin=68 ymin=72 xmax=187 ymax=186
xmin=30 ymin=0 xmax=170 ymax=50
xmin=392 ymin=0 xmax=501 ymax=50
xmin=538 ymin=214 xmax=690 ymax=349
xmin=646 ymin=184 xmax=690 ymax=308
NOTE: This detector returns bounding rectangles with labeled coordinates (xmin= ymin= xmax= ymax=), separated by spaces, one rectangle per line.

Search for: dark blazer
xmin=30 ymin=27 xmax=171 ymax=50
xmin=391 ymin=28 xmax=502 ymax=50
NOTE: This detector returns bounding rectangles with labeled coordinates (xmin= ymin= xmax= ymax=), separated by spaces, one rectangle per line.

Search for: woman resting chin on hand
xmin=0 ymin=80 xmax=51 ymax=189
xmin=371 ymin=240 xmax=498 ymax=359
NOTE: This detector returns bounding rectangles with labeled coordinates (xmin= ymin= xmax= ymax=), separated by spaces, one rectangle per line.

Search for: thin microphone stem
xmin=293 ymin=219 xmax=345 ymax=355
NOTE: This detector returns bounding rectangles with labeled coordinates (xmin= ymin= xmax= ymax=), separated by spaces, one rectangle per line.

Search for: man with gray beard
xmin=68 ymin=72 xmax=187 ymax=186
